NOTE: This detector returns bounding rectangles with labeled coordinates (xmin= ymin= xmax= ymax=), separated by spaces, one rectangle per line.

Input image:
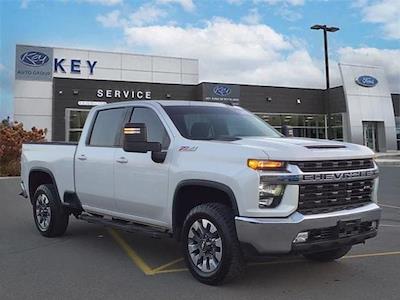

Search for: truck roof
xmin=93 ymin=100 xmax=229 ymax=109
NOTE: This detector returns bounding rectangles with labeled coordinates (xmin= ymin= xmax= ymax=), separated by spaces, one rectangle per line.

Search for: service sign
xmin=202 ymin=83 xmax=240 ymax=105
xmin=15 ymin=45 xmax=53 ymax=81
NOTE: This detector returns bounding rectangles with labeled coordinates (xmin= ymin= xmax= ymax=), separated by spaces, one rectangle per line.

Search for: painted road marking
xmin=380 ymin=204 xmax=400 ymax=210
xmin=109 ymin=229 xmax=400 ymax=276
xmin=108 ymin=229 xmax=155 ymax=275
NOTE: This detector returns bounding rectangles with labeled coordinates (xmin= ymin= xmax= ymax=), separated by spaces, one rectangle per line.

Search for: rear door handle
xmin=116 ymin=157 xmax=128 ymax=164
xmin=77 ymin=154 xmax=87 ymax=161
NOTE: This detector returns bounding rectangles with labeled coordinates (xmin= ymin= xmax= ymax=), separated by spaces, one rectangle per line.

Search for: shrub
xmin=0 ymin=120 xmax=47 ymax=176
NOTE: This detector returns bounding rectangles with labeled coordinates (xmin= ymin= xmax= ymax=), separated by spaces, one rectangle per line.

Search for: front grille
xmin=291 ymin=158 xmax=374 ymax=172
xmin=298 ymin=179 xmax=374 ymax=215
xmin=307 ymin=221 xmax=376 ymax=243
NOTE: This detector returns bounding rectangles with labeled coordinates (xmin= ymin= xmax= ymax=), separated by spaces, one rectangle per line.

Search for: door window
xmin=89 ymin=108 xmax=127 ymax=147
xmin=130 ymin=107 xmax=170 ymax=150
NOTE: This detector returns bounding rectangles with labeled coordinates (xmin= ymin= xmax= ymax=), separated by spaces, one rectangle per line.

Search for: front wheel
xmin=33 ymin=184 xmax=69 ymax=237
xmin=181 ymin=203 xmax=244 ymax=285
xmin=303 ymin=245 xmax=352 ymax=262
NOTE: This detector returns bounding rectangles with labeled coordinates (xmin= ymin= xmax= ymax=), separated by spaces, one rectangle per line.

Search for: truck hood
xmin=232 ymin=137 xmax=375 ymax=161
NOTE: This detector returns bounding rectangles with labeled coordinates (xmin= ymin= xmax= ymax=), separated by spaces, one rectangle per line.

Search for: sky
xmin=0 ymin=0 xmax=399 ymax=119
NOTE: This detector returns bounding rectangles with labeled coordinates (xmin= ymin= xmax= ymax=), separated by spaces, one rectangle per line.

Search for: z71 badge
xmin=178 ymin=146 xmax=198 ymax=152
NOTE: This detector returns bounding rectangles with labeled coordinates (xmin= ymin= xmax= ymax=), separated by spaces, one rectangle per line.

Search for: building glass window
xmin=395 ymin=117 xmax=400 ymax=150
xmin=66 ymin=109 xmax=90 ymax=142
xmin=256 ymin=112 xmax=344 ymax=141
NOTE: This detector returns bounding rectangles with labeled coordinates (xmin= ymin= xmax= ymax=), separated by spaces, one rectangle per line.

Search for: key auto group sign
xmin=15 ymin=45 xmax=98 ymax=81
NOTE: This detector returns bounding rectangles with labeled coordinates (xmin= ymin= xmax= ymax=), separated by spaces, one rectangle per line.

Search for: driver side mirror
xmin=123 ymin=123 xmax=161 ymax=153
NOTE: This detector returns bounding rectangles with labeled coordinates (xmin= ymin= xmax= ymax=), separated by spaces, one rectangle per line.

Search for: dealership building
xmin=14 ymin=44 xmax=400 ymax=151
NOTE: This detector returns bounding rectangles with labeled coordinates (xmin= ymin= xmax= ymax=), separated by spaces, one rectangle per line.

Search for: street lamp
xmin=311 ymin=24 xmax=340 ymax=139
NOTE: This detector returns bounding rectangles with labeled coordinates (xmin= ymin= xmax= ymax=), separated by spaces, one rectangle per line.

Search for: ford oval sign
xmin=213 ymin=85 xmax=231 ymax=97
xmin=355 ymin=75 xmax=378 ymax=88
xmin=20 ymin=51 xmax=50 ymax=67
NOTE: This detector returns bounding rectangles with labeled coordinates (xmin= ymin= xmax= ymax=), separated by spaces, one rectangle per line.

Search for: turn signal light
xmin=247 ymin=159 xmax=285 ymax=171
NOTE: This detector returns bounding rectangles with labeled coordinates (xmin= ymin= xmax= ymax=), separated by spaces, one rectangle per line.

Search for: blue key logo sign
xmin=20 ymin=51 xmax=50 ymax=67
xmin=213 ymin=85 xmax=232 ymax=97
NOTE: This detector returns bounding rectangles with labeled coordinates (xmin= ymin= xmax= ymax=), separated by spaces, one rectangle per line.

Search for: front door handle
xmin=116 ymin=157 xmax=128 ymax=164
xmin=77 ymin=154 xmax=87 ymax=161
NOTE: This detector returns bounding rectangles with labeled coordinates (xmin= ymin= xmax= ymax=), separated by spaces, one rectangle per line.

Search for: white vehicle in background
xmin=21 ymin=100 xmax=381 ymax=285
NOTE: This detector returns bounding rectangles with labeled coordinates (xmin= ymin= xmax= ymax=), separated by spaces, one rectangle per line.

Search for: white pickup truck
xmin=21 ymin=100 xmax=381 ymax=285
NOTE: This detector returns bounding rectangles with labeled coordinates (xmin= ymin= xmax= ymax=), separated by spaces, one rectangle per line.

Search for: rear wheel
xmin=181 ymin=203 xmax=244 ymax=285
xmin=303 ymin=245 xmax=352 ymax=262
xmin=33 ymin=184 xmax=69 ymax=237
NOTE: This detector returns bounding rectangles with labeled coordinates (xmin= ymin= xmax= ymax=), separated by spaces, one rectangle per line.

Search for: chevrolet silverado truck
xmin=21 ymin=100 xmax=381 ymax=285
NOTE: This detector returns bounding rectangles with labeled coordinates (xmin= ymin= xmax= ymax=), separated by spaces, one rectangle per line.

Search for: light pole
xmin=311 ymin=24 xmax=340 ymax=139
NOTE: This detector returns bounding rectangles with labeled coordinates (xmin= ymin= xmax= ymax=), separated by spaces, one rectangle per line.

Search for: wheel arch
xmin=28 ymin=167 xmax=59 ymax=204
xmin=172 ymin=179 xmax=239 ymax=240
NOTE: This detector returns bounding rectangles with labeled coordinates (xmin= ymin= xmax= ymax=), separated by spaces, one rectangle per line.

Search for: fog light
xmin=293 ymin=232 xmax=309 ymax=243
xmin=371 ymin=221 xmax=378 ymax=229
xmin=259 ymin=197 xmax=274 ymax=208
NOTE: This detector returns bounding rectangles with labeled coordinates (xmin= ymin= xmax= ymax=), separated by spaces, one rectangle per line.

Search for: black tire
xmin=33 ymin=184 xmax=69 ymax=237
xmin=303 ymin=245 xmax=352 ymax=262
xmin=181 ymin=203 xmax=244 ymax=285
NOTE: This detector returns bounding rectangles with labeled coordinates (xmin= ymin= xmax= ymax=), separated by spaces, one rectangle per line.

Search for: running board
xmin=78 ymin=214 xmax=172 ymax=238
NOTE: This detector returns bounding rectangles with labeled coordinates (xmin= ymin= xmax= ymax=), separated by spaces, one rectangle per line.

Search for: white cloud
xmin=338 ymin=47 xmax=400 ymax=92
xmin=157 ymin=0 xmax=195 ymax=11
xmin=275 ymin=6 xmax=302 ymax=21
xmin=96 ymin=10 xmax=126 ymax=28
xmin=130 ymin=4 xmax=167 ymax=26
xmin=123 ymin=18 xmax=328 ymax=88
xmin=97 ymin=4 xmax=167 ymax=28
xmin=241 ymin=8 xmax=261 ymax=25
xmin=360 ymin=0 xmax=400 ymax=40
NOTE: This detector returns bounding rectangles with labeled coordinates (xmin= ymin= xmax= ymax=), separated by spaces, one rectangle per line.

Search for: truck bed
xmin=21 ymin=143 xmax=78 ymax=201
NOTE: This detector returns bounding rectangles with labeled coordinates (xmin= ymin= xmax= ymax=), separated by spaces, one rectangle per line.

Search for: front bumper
xmin=235 ymin=203 xmax=381 ymax=254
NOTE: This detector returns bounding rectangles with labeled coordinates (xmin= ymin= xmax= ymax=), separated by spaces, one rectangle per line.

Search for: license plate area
xmin=338 ymin=219 xmax=361 ymax=238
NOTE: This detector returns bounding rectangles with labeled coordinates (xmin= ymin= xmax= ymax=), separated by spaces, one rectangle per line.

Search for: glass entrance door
xmin=362 ymin=122 xmax=378 ymax=152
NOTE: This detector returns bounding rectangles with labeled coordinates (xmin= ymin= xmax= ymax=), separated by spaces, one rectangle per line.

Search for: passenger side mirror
xmin=123 ymin=123 xmax=161 ymax=153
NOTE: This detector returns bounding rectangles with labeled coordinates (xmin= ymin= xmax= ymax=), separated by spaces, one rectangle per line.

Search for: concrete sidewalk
xmin=375 ymin=151 xmax=400 ymax=166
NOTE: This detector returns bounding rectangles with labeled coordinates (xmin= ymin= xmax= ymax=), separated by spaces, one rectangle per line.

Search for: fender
xmin=28 ymin=167 xmax=60 ymax=203
xmin=172 ymin=179 xmax=240 ymax=231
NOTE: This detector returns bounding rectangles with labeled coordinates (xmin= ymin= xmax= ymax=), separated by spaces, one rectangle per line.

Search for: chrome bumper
xmin=235 ymin=203 xmax=381 ymax=254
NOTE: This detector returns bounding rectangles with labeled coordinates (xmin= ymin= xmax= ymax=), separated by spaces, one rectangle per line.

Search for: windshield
xmin=163 ymin=105 xmax=282 ymax=140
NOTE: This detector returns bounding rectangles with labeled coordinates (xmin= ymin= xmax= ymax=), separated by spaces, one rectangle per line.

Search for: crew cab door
xmin=75 ymin=107 xmax=128 ymax=212
xmin=114 ymin=106 xmax=171 ymax=225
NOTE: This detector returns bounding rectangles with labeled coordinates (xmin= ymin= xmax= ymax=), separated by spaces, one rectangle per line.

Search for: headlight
xmin=258 ymin=181 xmax=285 ymax=208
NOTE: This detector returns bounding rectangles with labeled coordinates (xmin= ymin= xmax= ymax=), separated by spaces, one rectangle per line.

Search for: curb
xmin=0 ymin=176 xmax=20 ymax=180
xmin=376 ymin=160 xmax=400 ymax=166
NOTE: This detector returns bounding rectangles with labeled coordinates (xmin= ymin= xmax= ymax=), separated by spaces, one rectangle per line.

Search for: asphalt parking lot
xmin=1 ymin=166 xmax=399 ymax=300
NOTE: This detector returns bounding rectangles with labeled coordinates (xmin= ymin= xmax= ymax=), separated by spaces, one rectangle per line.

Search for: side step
xmin=78 ymin=214 xmax=172 ymax=239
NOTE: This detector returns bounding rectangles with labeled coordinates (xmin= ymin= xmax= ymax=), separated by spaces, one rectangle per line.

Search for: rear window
xmin=89 ymin=108 xmax=127 ymax=147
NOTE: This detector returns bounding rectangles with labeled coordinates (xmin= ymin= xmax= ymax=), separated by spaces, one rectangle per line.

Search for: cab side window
xmin=89 ymin=108 xmax=127 ymax=147
xmin=130 ymin=107 xmax=170 ymax=150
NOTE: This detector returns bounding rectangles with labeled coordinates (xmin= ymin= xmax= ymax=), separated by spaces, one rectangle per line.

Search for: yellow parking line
xmin=380 ymin=204 xmax=400 ymax=209
xmin=152 ymin=258 xmax=184 ymax=273
xmin=109 ymin=228 xmax=400 ymax=276
xmin=342 ymin=251 xmax=400 ymax=259
xmin=154 ymin=267 xmax=188 ymax=275
xmin=380 ymin=224 xmax=400 ymax=228
xmin=108 ymin=228 xmax=155 ymax=275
